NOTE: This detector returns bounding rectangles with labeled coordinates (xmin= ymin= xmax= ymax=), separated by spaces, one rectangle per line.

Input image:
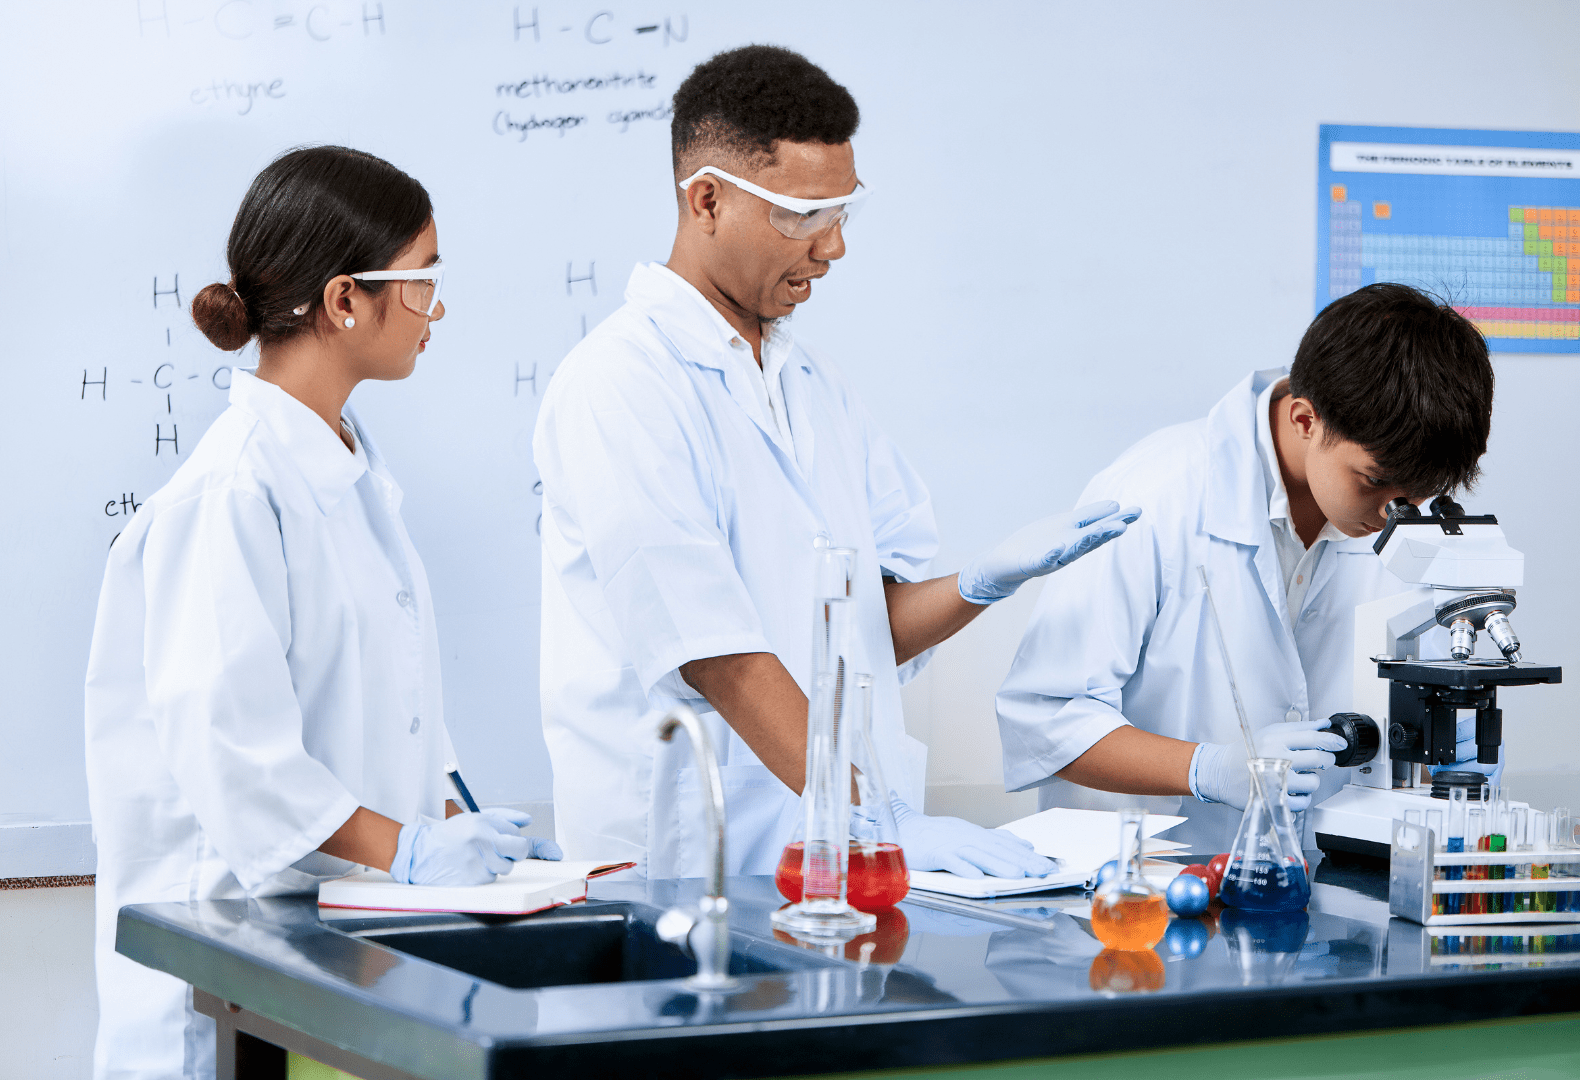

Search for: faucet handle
xmin=656 ymin=906 xmax=700 ymax=958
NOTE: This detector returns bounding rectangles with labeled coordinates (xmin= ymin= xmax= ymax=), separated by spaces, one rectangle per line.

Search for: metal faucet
xmin=654 ymin=706 xmax=736 ymax=990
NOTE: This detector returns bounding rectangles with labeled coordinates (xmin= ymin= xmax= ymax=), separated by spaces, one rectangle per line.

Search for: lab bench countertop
xmin=117 ymin=861 xmax=1580 ymax=1080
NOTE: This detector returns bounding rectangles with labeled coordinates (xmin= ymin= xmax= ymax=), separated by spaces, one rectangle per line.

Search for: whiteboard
xmin=5 ymin=1 xmax=1580 ymax=876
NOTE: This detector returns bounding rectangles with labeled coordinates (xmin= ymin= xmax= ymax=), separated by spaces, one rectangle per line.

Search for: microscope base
xmin=1309 ymin=785 xmax=1447 ymax=862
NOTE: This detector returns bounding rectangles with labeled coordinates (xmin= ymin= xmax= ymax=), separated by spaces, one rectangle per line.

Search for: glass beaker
xmin=849 ymin=673 xmax=908 ymax=910
xmin=771 ymin=546 xmax=876 ymax=938
xmin=779 ymin=673 xmax=909 ymax=912
xmin=1090 ymin=808 xmax=1169 ymax=950
xmin=1219 ymin=758 xmax=1310 ymax=912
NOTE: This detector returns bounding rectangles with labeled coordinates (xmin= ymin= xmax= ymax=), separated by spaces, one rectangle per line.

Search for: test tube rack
xmin=1390 ymin=819 xmax=1580 ymax=926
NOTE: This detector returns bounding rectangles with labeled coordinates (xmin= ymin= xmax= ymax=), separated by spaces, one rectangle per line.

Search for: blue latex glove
xmin=891 ymin=796 xmax=1055 ymax=879
xmin=390 ymin=808 xmax=563 ymax=886
xmin=1429 ymin=716 xmax=1504 ymax=787
xmin=957 ymin=501 xmax=1142 ymax=604
xmin=1191 ymin=719 xmax=1347 ymax=812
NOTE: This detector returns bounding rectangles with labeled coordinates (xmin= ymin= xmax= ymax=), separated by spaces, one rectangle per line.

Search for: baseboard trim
xmin=0 ymin=821 xmax=97 ymax=878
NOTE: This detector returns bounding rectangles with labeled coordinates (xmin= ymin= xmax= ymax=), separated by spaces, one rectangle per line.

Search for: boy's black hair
xmin=1289 ymin=283 xmax=1493 ymax=497
xmin=670 ymin=45 xmax=859 ymax=176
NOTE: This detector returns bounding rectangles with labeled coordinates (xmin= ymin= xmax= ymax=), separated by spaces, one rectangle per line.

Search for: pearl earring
xmin=292 ymin=305 xmax=308 ymax=315
xmin=344 ymin=317 xmax=355 ymax=329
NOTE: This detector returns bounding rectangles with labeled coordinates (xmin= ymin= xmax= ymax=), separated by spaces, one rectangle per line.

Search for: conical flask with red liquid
xmin=777 ymin=672 xmax=909 ymax=912
xmin=770 ymin=545 xmax=876 ymax=938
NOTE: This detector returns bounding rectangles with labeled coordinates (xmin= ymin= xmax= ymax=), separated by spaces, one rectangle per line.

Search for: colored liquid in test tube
xmin=1533 ymin=812 xmax=1554 ymax=913
xmin=1486 ymin=787 xmax=1506 ymax=916
xmin=1511 ymin=806 xmax=1532 ymax=914
xmin=1556 ymin=808 xmax=1579 ymax=914
xmin=1468 ymin=807 xmax=1487 ymax=915
xmin=1446 ymin=787 xmax=1467 ymax=916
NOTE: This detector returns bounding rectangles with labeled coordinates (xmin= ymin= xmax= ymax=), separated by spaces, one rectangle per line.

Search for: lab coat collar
xmin=1255 ymin=378 xmax=1346 ymax=550
xmin=626 ymin=262 xmax=798 ymax=372
xmin=1203 ymin=366 xmax=1304 ymax=640
xmin=228 ymin=369 xmax=368 ymax=516
xmin=1203 ymin=367 xmax=1288 ymax=548
xmin=627 ymin=262 xmax=802 ymax=461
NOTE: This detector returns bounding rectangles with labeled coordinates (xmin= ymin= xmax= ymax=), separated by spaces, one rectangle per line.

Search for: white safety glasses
xmin=350 ymin=260 xmax=445 ymax=317
xmin=678 ymin=166 xmax=870 ymax=240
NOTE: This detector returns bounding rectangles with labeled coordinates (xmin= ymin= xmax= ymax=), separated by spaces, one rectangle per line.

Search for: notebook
xmin=317 ymin=859 xmax=636 ymax=915
xmin=905 ymin=807 xmax=1188 ymax=900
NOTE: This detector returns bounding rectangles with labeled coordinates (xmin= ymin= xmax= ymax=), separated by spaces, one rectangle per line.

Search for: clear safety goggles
xmin=350 ymin=260 xmax=445 ymax=317
xmin=678 ymin=166 xmax=870 ymax=240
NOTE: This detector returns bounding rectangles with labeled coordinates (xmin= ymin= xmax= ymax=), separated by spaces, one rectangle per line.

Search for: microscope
xmin=1307 ymin=497 xmax=1562 ymax=860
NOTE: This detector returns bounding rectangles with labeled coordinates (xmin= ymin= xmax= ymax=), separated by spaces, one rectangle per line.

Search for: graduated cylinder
xmin=771 ymin=545 xmax=876 ymax=937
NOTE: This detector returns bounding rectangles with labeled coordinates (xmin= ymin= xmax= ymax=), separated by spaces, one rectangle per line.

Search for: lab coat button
xmin=410 ymin=716 xmax=421 ymax=734
xmin=1285 ymin=708 xmax=1301 ymax=723
xmin=396 ymin=590 xmax=412 ymax=607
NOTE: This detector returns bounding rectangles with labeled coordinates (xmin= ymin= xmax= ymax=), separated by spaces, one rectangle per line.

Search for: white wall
xmin=3 ymin=0 xmax=1578 ymax=875
xmin=0 ymin=885 xmax=97 ymax=1077
xmin=834 ymin=0 xmax=1580 ymax=818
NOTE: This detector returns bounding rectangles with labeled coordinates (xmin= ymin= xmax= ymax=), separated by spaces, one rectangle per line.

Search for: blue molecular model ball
xmin=1166 ymin=871 xmax=1211 ymax=917
xmin=1092 ymin=860 xmax=1120 ymax=889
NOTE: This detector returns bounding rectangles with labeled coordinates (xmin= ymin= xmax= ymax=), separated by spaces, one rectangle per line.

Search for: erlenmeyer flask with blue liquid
xmin=1219 ymin=757 xmax=1310 ymax=912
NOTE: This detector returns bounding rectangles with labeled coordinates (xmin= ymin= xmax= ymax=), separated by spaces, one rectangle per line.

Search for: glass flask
xmin=1090 ymin=808 xmax=1169 ymax=950
xmin=1219 ymin=757 xmax=1310 ymax=912
xmin=771 ymin=546 xmax=876 ymax=938
xmin=1088 ymin=947 xmax=1165 ymax=994
xmin=1219 ymin=907 xmax=1308 ymax=986
xmin=776 ymin=673 xmax=908 ymax=912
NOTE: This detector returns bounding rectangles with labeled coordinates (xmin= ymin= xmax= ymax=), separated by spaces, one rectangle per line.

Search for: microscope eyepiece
xmin=1386 ymin=497 xmax=1422 ymax=520
xmin=1429 ymin=495 xmax=1466 ymax=518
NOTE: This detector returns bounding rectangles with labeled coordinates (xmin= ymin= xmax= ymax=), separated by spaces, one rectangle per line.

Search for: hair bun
xmin=191 ymin=281 xmax=252 ymax=351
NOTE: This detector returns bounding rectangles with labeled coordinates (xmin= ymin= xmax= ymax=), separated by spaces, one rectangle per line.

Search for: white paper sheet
xmin=999 ymin=807 xmax=1186 ymax=875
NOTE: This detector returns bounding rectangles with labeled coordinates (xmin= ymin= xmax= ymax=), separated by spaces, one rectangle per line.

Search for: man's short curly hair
xmin=671 ymin=45 xmax=859 ymax=176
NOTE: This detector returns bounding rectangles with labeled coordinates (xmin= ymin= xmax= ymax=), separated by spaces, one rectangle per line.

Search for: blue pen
xmin=446 ymin=766 xmax=481 ymax=813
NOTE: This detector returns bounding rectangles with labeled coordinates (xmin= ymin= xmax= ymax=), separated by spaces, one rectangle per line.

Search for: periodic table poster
xmin=1318 ymin=124 xmax=1580 ymax=353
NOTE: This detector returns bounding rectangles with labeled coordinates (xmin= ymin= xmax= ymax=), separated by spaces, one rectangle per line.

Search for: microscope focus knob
xmin=1388 ymin=723 xmax=1417 ymax=750
xmin=1323 ymin=713 xmax=1379 ymax=767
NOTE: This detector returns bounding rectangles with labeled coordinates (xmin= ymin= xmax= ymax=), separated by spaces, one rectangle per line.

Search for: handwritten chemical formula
xmin=494 ymin=7 xmax=689 ymax=143
xmin=136 ymin=0 xmax=388 ymax=42
xmin=79 ymin=271 xmax=235 ymax=544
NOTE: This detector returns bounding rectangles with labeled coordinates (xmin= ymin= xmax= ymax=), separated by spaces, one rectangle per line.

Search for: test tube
xmin=1532 ymin=811 xmax=1553 ymax=913
xmin=1557 ymin=809 xmax=1578 ymax=913
xmin=1511 ymin=806 xmax=1532 ymax=913
xmin=1488 ymin=787 xmax=1508 ymax=915
xmin=1467 ymin=807 xmax=1487 ymax=914
xmin=1426 ymin=808 xmax=1445 ymax=914
xmin=1446 ymin=787 xmax=1467 ymax=915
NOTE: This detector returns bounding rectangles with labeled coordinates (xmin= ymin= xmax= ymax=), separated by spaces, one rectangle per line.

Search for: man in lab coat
xmin=997 ymin=283 xmax=1498 ymax=855
xmin=534 ymin=45 xmax=1136 ymax=880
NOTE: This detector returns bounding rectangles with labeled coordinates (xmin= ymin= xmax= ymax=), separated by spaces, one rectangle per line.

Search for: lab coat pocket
xmin=670 ymin=762 xmax=795 ymax=880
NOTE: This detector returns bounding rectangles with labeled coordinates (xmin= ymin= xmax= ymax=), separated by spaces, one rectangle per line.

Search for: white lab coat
xmin=996 ymin=368 xmax=1420 ymax=854
xmin=84 ymin=371 xmax=457 ymax=1080
xmin=534 ymin=263 xmax=935 ymax=880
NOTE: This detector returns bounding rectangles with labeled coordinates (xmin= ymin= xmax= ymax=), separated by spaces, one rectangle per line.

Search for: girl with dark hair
xmin=84 ymin=146 xmax=558 ymax=1079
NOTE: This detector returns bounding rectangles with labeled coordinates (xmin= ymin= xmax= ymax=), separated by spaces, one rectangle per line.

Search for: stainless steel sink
xmin=354 ymin=901 xmax=833 ymax=990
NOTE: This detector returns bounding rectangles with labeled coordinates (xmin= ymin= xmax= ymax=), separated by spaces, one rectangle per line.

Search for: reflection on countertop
xmin=116 ymin=857 xmax=1580 ymax=1078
